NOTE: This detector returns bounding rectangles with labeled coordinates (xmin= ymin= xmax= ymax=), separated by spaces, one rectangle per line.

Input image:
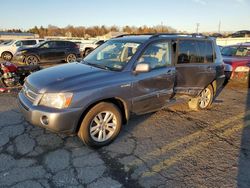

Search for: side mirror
xmin=134 ymin=63 xmax=150 ymax=73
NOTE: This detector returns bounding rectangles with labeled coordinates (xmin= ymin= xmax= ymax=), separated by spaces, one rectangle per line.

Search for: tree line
xmin=2 ymin=25 xmax=177 ymax=38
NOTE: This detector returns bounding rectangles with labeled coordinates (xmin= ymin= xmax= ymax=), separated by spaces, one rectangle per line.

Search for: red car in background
xmin=221 ymin=43 xmax=250 ymax=81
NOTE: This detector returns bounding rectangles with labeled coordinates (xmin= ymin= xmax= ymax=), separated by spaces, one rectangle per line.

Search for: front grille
xmin=22 ymin=82 xmax=39 ymax=102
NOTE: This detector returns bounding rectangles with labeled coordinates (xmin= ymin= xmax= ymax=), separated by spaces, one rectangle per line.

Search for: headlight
xmin=235 ymin=66 xmax=249 ymax=72
xmin=39 ymin=93 xmax=73 ymax=109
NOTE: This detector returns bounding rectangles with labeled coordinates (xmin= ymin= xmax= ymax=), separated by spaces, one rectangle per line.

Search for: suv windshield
xmin=221 ymin=46 xmax=250 ymax=57
xmin=83 ymin=40 xmax=141 ymax=71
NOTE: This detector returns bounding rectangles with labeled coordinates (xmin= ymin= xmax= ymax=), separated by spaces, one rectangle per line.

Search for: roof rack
xmin=115 ymin=33 xmax=208 ymax=39
xmin=149 ymin=33 xmax=208 ymax=39
xmin=115 ymin=33 xmax=156 ymax=38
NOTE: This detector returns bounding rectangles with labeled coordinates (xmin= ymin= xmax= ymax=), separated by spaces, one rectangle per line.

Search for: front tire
xmin=2 ymin=52 xmax=13 ymax=61
xmin=188 ymin=85 xmax=214 ymax=110
xmin=78 ymin=102 xmax=122 ymax=148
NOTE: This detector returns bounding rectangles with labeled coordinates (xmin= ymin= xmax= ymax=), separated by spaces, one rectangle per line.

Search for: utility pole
xmin=196 ymin=23 xmax=200 ymax=34
xmin=218 ymin=20 xmax=221 ymax=33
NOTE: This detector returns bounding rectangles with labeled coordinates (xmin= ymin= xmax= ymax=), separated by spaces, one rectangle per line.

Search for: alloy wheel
xmin=89 ymin=111 xmax=117 ymax=142
xmin=198 ymin=88 xmax=212 ymax=109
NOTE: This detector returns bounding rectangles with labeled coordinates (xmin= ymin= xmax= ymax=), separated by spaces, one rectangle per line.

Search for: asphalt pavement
xmin=0 ymin=79 xmax=250 ymax=187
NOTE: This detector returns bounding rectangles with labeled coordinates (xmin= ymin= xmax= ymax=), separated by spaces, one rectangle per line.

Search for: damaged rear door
xmin=174 ymin=39 xmax=216 ymax=96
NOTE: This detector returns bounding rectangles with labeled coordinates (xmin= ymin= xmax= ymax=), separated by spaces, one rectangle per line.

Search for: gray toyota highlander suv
xmin=18 ymin=34 xmax=225 ymax=147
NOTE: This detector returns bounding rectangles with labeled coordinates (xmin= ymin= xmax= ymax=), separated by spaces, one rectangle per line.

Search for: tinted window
xmin=177 ymin=40 xmax=214 ymax=64
xmin=21 ymin=40 xmax=37 ymax=45
xmin=196 ymin=41 xmax=214 ymax=63
xmin=66 ymin=42 xmax=76 ymax=47
xmin=138 ymin=42 xmax=171 ymax=69
xmin=56 ymin=41 xmax=67 ymax=47
xmin=96 ymin=40 xmax=104 ymax=45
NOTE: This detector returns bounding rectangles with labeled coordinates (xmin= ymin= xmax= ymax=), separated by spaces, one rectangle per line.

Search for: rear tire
xmin=2 ymin=52 xmax=13 ymax=61
xmin=78 ymin=102 xmax=122 ymax=148
xmin=66 ymin=53 xmax=77 ymax=63
xmin=188 ymin=85 xmax=214 ymax=111
xmin=25 ymin=55 xmax=39 ymax=65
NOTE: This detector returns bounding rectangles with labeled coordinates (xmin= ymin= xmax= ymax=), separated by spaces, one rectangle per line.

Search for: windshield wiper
xmin=84 ymin=61 xmax=119 ymax=71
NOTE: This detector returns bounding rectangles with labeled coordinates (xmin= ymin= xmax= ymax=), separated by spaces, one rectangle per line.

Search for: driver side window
xmin=15 ymin=41 xmax=22 ymax=47
xmin=137 ymin=42 xmax=171 ymax=70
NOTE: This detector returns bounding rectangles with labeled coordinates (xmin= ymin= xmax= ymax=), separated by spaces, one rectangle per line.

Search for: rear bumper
xmin=18 ymin=91 xmax=83 ymax=134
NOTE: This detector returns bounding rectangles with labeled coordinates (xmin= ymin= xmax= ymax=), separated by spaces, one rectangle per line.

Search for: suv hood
xmin=26 ymin=63 xmax=121 ymax=92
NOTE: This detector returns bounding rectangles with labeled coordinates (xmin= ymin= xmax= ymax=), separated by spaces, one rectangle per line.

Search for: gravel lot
xmin=0 ymin=76 xmax=250 ymax=187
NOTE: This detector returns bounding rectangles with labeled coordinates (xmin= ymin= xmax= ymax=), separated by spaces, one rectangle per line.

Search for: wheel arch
xmin=75 ymin=97 xmax=129 ymax=133
xmin=1 ymin=51 xmax=13 ymax=58
xmin=211 ymin=80 xmax=217 ymax=96
xmin=25 ymin=53 xmax=41 ymax=62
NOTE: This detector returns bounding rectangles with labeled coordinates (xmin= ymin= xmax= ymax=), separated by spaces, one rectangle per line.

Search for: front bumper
xmin=18 ymin=91 xmax=83 ymax=134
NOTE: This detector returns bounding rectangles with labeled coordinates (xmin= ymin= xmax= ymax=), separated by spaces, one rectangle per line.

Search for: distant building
xmin=0 ymin=32 xmax=38 ymax=40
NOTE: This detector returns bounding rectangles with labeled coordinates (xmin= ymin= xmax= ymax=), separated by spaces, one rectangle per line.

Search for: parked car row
xmin=0 ymin=39 xmax=45 ymax=61
xmin=0 ymin=38 xmax=106 ymax=65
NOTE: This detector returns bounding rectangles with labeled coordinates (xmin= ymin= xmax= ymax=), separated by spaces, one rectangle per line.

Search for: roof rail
xmin=114 ymin=33 xmax=157 ymax=38
xmin=149 ymin=33 xmax=208 ymax=39
xmin=114 ymin=33 xmax=209 ymax=39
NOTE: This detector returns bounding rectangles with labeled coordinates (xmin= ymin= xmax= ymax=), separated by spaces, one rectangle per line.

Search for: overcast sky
xmin=0 ymin=0 xmax=249 ymax=32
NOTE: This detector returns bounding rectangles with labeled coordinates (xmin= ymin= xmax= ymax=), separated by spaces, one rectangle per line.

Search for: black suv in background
xmin=18 ymin=34 xmax=225 ymax=147
xmin=14 ymin=40 xmax=81 ymax=65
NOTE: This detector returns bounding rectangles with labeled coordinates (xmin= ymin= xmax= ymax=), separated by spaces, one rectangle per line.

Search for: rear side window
xmin=21 ymin=40 xmax=37 ymax=45
xmin=56 ymin=41 xmax=67 ymax=47
xmin=196 ymin=41 xmax=214 ymax=63
xmin=177 ymin=40 xmax=214 ymax=64
xmin=67 ymin=42 xmax=77 ymax=48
